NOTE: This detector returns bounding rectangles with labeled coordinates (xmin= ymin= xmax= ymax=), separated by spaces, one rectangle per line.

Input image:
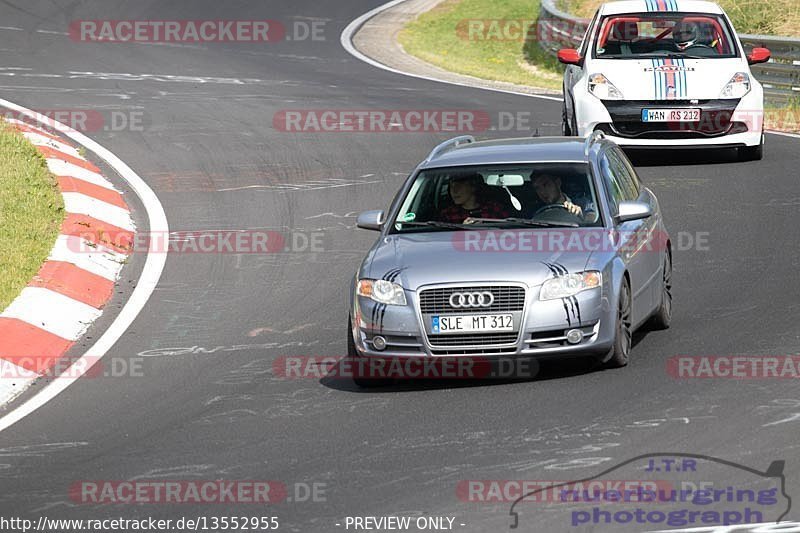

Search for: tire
xmin=738 ymin=135 xmax=764 ymax=162
xmin=649 ymin=251 xmax=673 ymax=330
xmin=347 ymin=316 xmax=392 ymax=388
xmin=604 ymin=278 xmax=632 ymax=368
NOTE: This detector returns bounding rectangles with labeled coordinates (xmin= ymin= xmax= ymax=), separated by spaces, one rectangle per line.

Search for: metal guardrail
xmin=538 ymin=0 xmax=800 ymax=106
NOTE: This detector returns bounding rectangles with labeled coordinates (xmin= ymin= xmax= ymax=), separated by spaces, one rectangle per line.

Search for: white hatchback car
xmin=558 ymin=0 xmax=771 ymax=161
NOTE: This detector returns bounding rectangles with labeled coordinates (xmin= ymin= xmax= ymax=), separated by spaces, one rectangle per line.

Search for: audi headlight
xmin=357 ymin=279 xmax=407 ymax=306
xmin=540 ymin=271 xmax=602 ymax=301
xmin=588 ymin=73 xmax=624 ymax=100
xmin=720 ymin=72 xmax=751 ymax=98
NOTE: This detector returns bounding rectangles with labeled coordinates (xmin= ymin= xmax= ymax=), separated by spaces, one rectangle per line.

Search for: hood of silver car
xmin=365 ymin=231 xmax=594 ymax=291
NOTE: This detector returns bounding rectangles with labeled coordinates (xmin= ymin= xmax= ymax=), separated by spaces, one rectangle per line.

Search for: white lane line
xmin=0 ymin=288 xmax=101 ymax=341
xmin=339 ymin=0 xmax=563 ymax=103
xmin=0 ymin=360 xmax=37 ymax=406
xmin=62 ymin=192 xmax=135 ymax=231
xmin=0 ymin=98 xmax=169 ymax=433
xmin=45 ymin=159 xmax=118 ymax=191
xmin=20 ymin=131 xmax=81 ymax=157
xmin=49 ymin=236 xmax=126 ymax=281
xmin=768 ymin=130 xmax=800 ymax=139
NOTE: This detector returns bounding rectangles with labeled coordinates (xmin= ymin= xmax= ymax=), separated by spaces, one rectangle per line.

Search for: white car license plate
xmin=642 ymin=108 xmax=701 ymax=122
xmin=431 ymin=314 xmax=514 ymax=334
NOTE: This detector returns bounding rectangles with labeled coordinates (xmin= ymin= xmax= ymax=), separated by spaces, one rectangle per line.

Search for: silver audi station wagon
xmin=348 ymin=133 xmax=672 ymax=387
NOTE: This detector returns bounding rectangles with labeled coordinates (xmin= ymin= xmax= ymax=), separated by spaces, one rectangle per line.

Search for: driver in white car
xmin=532 ymin=173 xmax=597 ymax=222
xmin=672 ymin=20 xmax=701 ymax=51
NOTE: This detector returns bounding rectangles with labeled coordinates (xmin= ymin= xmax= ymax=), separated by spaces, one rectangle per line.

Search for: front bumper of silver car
xmin=352 ymin=282 xmax=615 ymax=360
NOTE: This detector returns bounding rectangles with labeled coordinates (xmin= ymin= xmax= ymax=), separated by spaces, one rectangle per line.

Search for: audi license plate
xmin=642 ymin=108 xmax=701 ymax=122
xmin=431 ymin=314 xmax=514 ymax=334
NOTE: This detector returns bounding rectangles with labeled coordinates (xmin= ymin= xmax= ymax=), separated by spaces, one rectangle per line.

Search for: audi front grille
xmin=417 ymin=285 xmax=527 ymax=351
xmin=418 ymin=285 xmax=525 ymax=314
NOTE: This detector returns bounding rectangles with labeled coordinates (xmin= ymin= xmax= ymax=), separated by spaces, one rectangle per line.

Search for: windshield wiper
xmin=396 ymin=221 xmax=482 ymax=230
xmin=646 ymin=52 xmax=707 ymax=59
xmin=466 ymin=217 xmax=580 ymax=228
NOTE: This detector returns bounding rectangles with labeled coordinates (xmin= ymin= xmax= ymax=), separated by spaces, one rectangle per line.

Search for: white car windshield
xmin=594 ymin=12 xmax=738 ymax=59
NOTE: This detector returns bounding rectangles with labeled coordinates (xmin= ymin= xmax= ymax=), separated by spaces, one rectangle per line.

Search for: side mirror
xmin=616 ymin=201 xmax=653 ymax=223
xmin=558 ymin=48 xmax=583 ymax=66
xmin=356 ymin=210 xmax=385 ymax=231
xmin=747 ymin=47 xmax=771 ymax=65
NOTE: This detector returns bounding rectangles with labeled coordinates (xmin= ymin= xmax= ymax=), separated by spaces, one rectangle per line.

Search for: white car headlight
xmin=588 ymin=73 xmax=624 ymax=100
xmin=358 ymin=279 xmax=407 ymax=306
xmin=720 ymin=72 xmax=751 ymax=98
xmin=540 ymin=271 xmax=602 ymax=301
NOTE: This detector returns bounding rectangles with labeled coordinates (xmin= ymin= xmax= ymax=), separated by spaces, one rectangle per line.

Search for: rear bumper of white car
xmin=573 ymin=83 xmax=764 ymax=148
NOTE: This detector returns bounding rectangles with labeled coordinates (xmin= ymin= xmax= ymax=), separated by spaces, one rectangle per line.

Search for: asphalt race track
xmin=1 ymin=1 xmax=799 ymax=532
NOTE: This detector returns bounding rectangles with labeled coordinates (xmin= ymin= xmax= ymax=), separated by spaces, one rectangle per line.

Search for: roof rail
xmin=584 ymin=130 xmax=605 ymax=156
xmin=424 ymin=135 xmax=475 ymax=163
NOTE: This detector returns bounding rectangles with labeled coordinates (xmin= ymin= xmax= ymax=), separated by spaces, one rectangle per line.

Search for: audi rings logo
xmin=449 ymin=291 xmax=495 ymax=308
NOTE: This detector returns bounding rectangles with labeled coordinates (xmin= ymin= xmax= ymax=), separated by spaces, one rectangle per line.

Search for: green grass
xmin=564 ymin=0 xmax=800 ymax=37
xmin=398 ymin=0 xmax=564 ymax=91
xmin=0 ymin=120 xmax=64 ymax=310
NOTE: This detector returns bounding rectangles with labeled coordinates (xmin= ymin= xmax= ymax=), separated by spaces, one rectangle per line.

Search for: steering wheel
xmin=533 ymin=204 xmax=571 ymax=216
xmin=684 ymin=43 xmax=714 ymax=50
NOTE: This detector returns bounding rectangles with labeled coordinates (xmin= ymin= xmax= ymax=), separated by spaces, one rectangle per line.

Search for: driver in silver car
xmin=532 ymin=173 xmax=597 ymax=222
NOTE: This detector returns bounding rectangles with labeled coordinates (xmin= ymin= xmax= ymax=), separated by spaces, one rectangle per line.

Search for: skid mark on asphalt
xmin=137 ymin=340 xmax=323 ymax=358
xmin=248 ymin=324 xmax=314 ymax=337
xmin=148 ymin=169 xmax=388 ymax=194
xmin=756 ymin=399 xmax=800 ymax=427
xmin=192 ymin=409 xmax=260 ymax=426
xmin=0 ymin=84 xmax=140 ymax=100
xmin=344 ymin=410 xmax=722 ymax=484
xmin=0 ymin=442 xmax=88 ymax=457
xmin=129 ymin=464 xmax=216 ymax=480
xmin=304 ymin=211 xmax=359 ymax=220
xmin=205 ymin=394 xmax=255 ymax=406
xmin=645 ymin=178 xmax=710 ymax=190
xmin=0 ymin=70 xmax=270 ymax=85
xmin=191 ymin=389 xmax=390 ymax=426
xmin=213 ymin=358 xmax=275 ymax=386
xmin=234 ymin=253 xmax=364 ymax=271
xmin=763 ymin=413 xmax=800 ymax=427
xmin=217 ymin=177 xmax=381 ymax=192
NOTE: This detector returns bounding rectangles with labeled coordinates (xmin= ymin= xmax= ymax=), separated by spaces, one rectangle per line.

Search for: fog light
xmin=372 ymin=336 xmax=387 ymax=351
xmin=566 ymin=329 xmax=583 ymax=345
